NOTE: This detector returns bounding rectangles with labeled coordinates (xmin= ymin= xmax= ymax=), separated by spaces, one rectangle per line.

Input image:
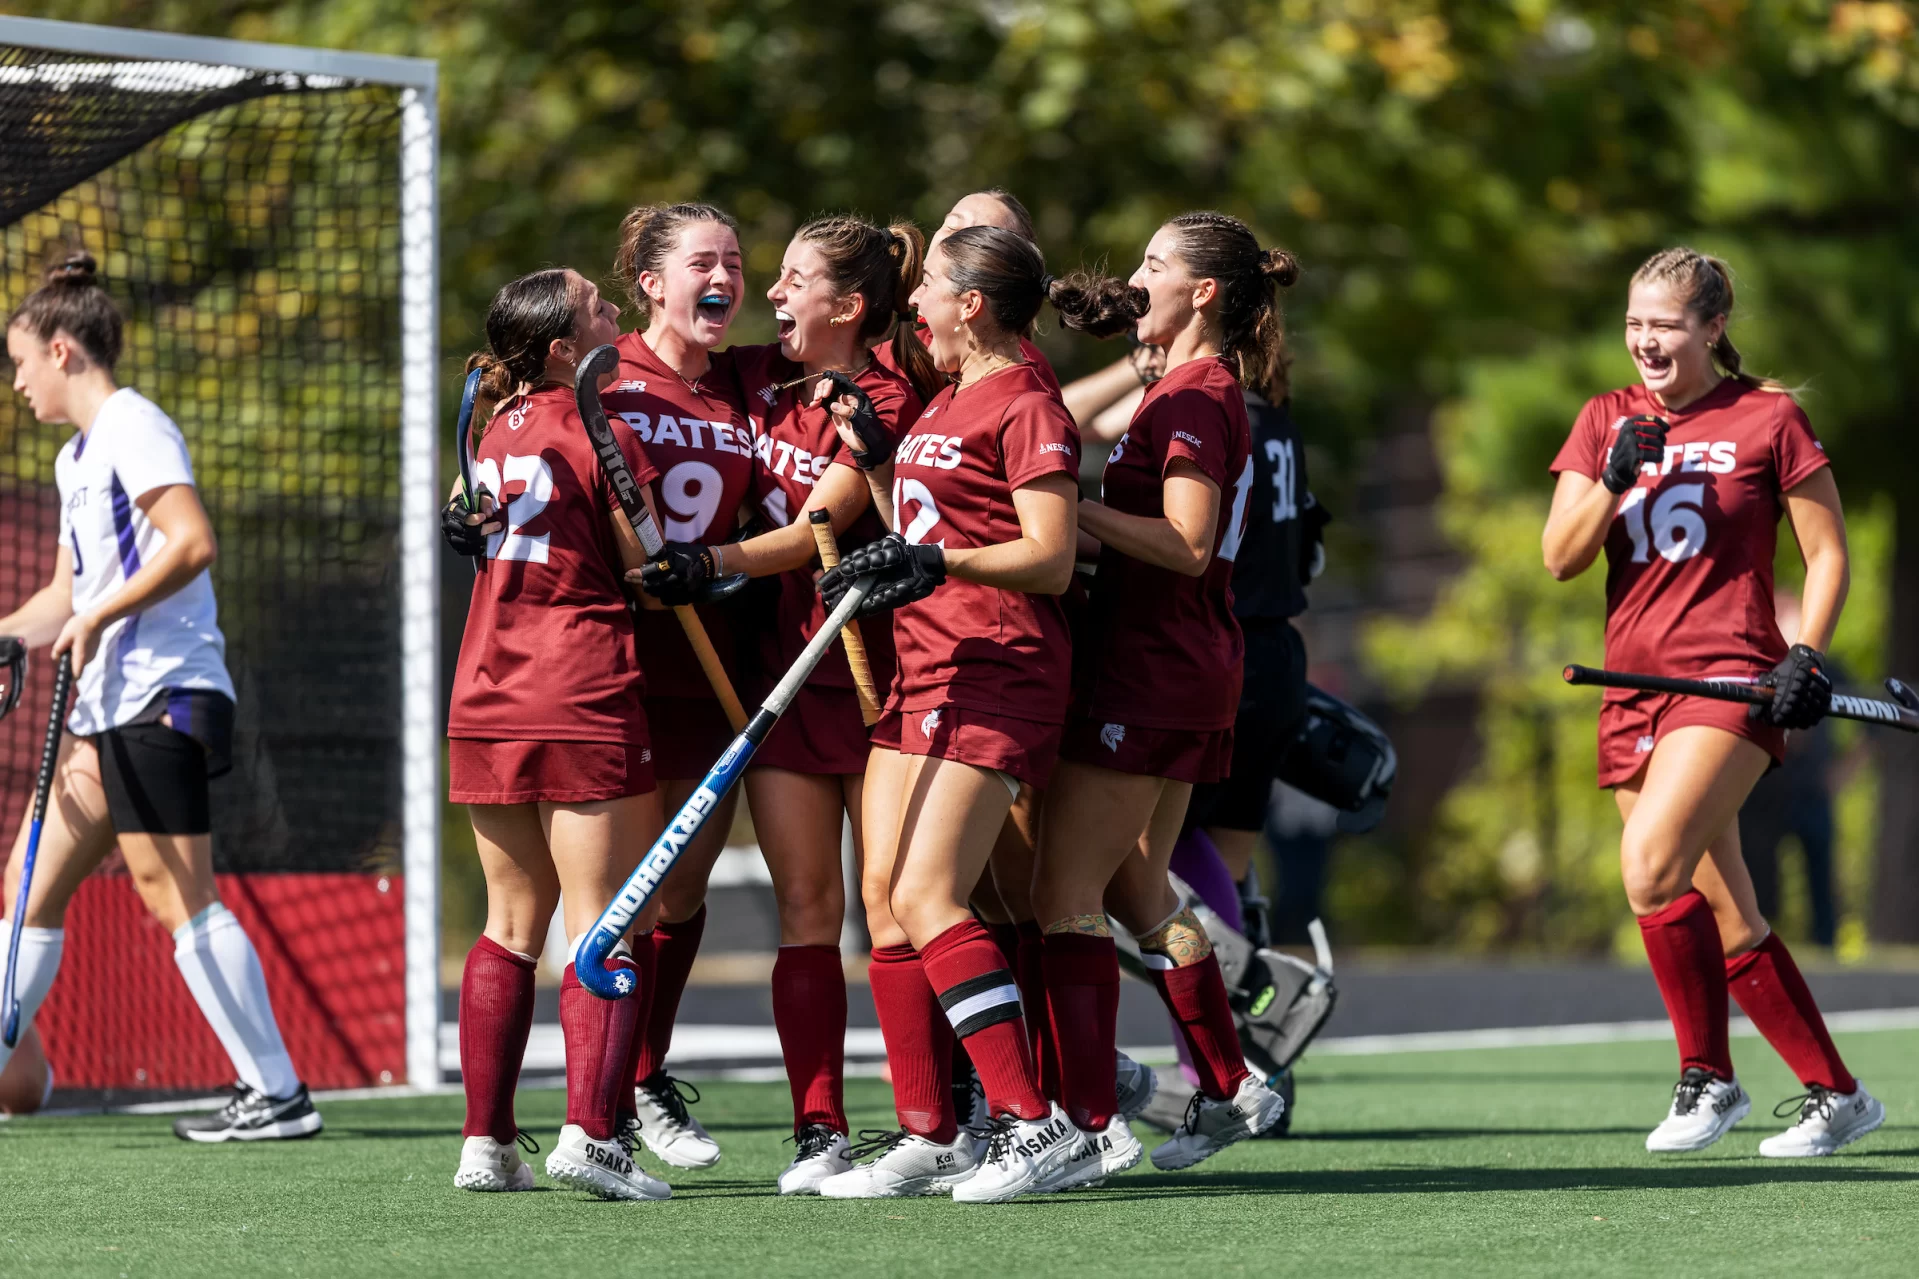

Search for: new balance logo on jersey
xmin=758 ymin=385 xmax=777 ymax=405
xmin=615 ymin=379 xmax=647 ymax=392
xmin=1635 ymin=735 xmax=1655 ymax=754
xmin=1101 ymin=723 xmax=1125 ymax=752
xmin=921 ymin=709 xmax=942 ymax=738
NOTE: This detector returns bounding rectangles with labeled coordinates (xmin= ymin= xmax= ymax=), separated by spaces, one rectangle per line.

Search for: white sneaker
xmin=544 ymin=1123 xmax=672 ymax=1201
xmin=1758 ymin=1083 xmax=1884 ymax=1157
xmin=1115 ymin=1051 xmax=1157 ymax=1121
xmin=952 ymin=1105 xmax=1081 ymax=1203
xmin=1149 ymin=1074 xmax=1286 ymax=1171
xmin=820 ymin=1128 xmax=980 ymax=1198
xmin=633 ymin=1076 xmax=722 ymax=1169
xmin=779 ymin=1124 xmax=853 ymax=1195
xmin=454 ymin=1134 xmax=536 ymax=1192
xmin=1646 ymin=1069 xmax=1750 ymax=1153
xmin=1038 ymin=1119 xmax=1144 ymax=1193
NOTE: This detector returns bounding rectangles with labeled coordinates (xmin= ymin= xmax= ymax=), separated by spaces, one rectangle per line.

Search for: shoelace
xmin=1773 ymin=1086 xmax=1834 ymax=1124
xmin=1670 ymin=1070 xmax=1711 ymax=1117
xmin=1179 ymin=1090 xmax=1207 ymax=1136
xmin=642 ymin=1075 xmax=702 ymax=1127
xmin=514 ymin=1129 xmax=541 ymax=1156
xmin=217 ymin=1081 xmax=261 ymax=1121
xmin=978 ymin=1115 xmax=1021 ymax=1164
xmin=786 ymin=1124 xmax=842 ymax=1160
xmin=845 ymin=1127 xmax=910 ymax=1161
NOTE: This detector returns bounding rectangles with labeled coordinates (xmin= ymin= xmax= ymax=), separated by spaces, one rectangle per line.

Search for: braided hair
xmin=1165 ymin=212 xmax=1300 ymax=403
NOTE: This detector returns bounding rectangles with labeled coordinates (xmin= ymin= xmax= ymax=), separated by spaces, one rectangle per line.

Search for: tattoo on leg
xmin=1138 ymin=906 xmax=1212 ymax=968
xmin=1043 ymin=913 xmax=1110 ymax=938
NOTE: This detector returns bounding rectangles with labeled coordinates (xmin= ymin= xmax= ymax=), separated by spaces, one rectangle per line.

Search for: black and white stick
xmin=3 ymin=653 xmax=73 ymax=1047
xmin=1562 ymin=664 xmax=1919 ymax=732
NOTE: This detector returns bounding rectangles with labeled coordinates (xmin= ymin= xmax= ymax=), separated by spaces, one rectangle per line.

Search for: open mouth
xmin=775 ymin=308 xmax=797 ymax=341
xmin=696 ymin=293 xmax=732 ymax=326
xmin=1635 ymin=351 xmax=1673 ymax=379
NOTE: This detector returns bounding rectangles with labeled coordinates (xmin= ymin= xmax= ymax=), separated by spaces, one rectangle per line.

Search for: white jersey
xmin=54 ymin=388 xmax=234 ymax=735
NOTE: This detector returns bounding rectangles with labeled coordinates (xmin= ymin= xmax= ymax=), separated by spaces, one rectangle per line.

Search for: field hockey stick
xmin=575 ymin=578 xmax=872 ymax=998
xmin=451 ymin=366 xmax=486 ymax=569
xmin=1562 ymin=664 xmax=1919 ymax=732
xmin=3 ymin=653 xmax=73 ymax=1048
xmin=807 ymin=509 xmax=882 ymax=726
xmin=575 ymin=344 xmax=750 ymax=732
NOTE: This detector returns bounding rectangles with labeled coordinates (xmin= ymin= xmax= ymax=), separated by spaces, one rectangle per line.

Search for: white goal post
xmin=0 ymin=15 xmax=441 ymax=1090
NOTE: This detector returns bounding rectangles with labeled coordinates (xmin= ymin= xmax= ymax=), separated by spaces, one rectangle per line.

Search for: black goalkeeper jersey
xmin=1230 ymin=391 xmax=1309 ymax=621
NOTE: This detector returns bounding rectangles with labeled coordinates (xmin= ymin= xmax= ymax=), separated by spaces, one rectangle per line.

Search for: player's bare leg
xmin=625 ymin=779 xmax=734 ymax=1170
xmin=749 ymin=766 xmax=860 ymax=1192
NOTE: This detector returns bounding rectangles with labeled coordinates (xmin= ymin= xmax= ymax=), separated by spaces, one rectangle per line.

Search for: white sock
xmin=171 ymin=904 xmax=299 ymax=1098
xmin=0 ymin=926 xmax=62 ymax=1076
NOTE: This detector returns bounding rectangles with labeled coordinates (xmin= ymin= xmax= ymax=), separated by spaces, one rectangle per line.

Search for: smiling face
xmin=767 ymin=237 xmax=861 ymax=365
xmin=547 ymin=270 xmax=621 ymax=382
xmin=6 ymin=323 xmax=74 ymax=425
xmin=1625 ymin=280 xmax=1721 ymax=404
xmin=1129 ymin=224 xmax=1208 ymax=349
xmin=640 ymin=219 xmax=743 ymax=351
xmin=909 ymin=244 xmax=975 ymax=374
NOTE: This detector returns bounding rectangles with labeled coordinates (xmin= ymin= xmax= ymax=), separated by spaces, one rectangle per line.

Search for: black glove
xmin=1602 ymin=414 xmax=1668 ymax=494
xmin=638 ymin=542 xmax=719 ymax=607
xmin=816 ymin=370 xmax=894 ymax=470
xmin=1298 ymin=492 xmax=1331 ymax=585
xmin=0 ymin=635 xmax=25 ymax=721
xmin=818 ymin=532 xmax=945 ymax=618
xmin=1752 ymin=644 xmax=1832 ymax=730
xmin=441 ymin=486 xmax=497 ymax=558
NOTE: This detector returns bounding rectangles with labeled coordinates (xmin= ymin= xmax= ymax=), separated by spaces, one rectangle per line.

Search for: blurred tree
xmin=11 ymin=0 xmax=1916 ymax=941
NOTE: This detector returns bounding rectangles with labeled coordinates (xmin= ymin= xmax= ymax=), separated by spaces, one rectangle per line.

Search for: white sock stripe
xmin=943 ymin=985 xmax=1021 ymax=1031
xmin=172 ymin=900 xmax=235 ymax=945
xmin=1135 ymin=951 xmax=1175 ymax=970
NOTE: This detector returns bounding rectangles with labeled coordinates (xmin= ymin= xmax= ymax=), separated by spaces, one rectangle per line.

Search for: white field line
xmin=21 ymin=1007 xmax=1919 ymax=1117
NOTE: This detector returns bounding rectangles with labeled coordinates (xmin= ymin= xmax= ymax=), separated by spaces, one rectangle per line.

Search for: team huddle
xmin=0 ymin=182 xmax=1884 ymax=1200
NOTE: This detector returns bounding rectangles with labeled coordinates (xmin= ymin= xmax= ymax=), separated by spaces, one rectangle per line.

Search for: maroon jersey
xmin=887 ymin=362 xmax=1079 ymax=721
xmin=876 ymin=332 xmax=1063 ymax=400
xmin=448 ymin=385 xmax=661 ymax=743
xmin=733 ymin=347 xmax=921 ymax=692
xmin=601 ymin=331 xmax=759 ymax=700
xmin=1078 ymin=356 xmax=1253 ymax=731
xmin=1551 ymin=379 xmax=1829 ymax=681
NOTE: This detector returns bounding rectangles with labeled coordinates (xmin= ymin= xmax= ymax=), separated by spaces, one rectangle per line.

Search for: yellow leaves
xmin=1545 ymin=178 xmax=1582 ymax=214
xmin=680 ymin=29 xmax=717 ymax=63
xmin=1323 ymin=20 xmax=1361 ymax=56
xmin=1626 ymin=25 xmax=1661 ymax=59
xmin=1369 ymin=14 xmax=1458 ymax=99
xmin=1831 ymin=1 xmax=1915 ymax=43
xmin=1290 ymin=185 xmax=1326 ymax=219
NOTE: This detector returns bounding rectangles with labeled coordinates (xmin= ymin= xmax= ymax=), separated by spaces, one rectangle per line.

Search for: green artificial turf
xmin=3 ymin=1030 xmax=1916 ymax=1279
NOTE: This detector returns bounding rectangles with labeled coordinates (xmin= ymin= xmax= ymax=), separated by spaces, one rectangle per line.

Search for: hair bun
xmin=48 ymin=252 xmax=98 ymax=285
xmin=1260 ymin=248 xmax=1300 ymax=289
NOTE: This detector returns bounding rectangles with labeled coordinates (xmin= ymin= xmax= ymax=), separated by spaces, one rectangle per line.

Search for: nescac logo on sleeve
xmin=897 ymin=433 xmax=964 ymax=471
xmin=1173 ymin=430 xmax=1204 ymax=448
xmin=1038 ymin=442 xmax=1072 ymax=456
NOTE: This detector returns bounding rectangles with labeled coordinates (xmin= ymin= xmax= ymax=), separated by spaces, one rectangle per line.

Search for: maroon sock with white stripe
xmin=919 ymin=919 xmax=1049 ymax=1121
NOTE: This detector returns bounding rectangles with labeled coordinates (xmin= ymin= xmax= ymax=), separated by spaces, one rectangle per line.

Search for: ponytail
xmin=1632 ymin=247 xmax=1790 ymax=394
xmin=793 ymin=214 xmax=945 ymax=404
xmin=465 ymin=268 xmax=579 ymax=432
xmin=938 ymin=225 xmax=1144 ymax=342
xmin=1165 ymin=212 xmax=1299 ymax=403
xmin=883 ymin=223 xmax=943 ymax=404
xmin=7 ymin=249 xmax=124 ymax=371
xmin=613 ymin=202 xmax=739 ymax=319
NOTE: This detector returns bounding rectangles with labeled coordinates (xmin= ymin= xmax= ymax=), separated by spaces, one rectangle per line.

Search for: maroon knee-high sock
xmin=868 ymin=943 xmax=956 ymax=1141
xmin=1015 ymin=921 xmax=1060 ymax=1100
xmin=1727 ymin=932 xmax=1856 ymax=1093
xmin=920 ymin=919 xmax=1049 ymax=1121
xmin=561 ymin=957 xmax=640 ymax=1141
xmin=1151 ymin=954 xmax=1249 ymax=1100
xmin=1638 ymin=890 xmax=1734 ymax=1079
xmin=460 ymin=935 xmax=538 ymax=1143
xmin=613 ymin=932 xmax=658 ymax=1122
xmin=1043 ymin=932 xmax=1119 ymax=1130
xmin=773 ymin=944 xmax=850 ymax=1132
xmin=632 ymin=905 xmax=705 ymax=1086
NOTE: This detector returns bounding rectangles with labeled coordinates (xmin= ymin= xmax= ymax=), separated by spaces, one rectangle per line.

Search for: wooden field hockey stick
xmin=807 ymin=509 xmax=881 ymax=726
xmin=4 ymin=653 xmax=73 ymax=1047
xmin=576 ymin=345 xmax=749 ymax=732
xmin=1562 ymin=664 xmax=1919 ymax=733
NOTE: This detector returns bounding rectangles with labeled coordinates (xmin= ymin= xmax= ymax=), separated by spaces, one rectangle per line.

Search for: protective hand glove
xmin=815 ymin=370 xmax=894 ymax=470
xmin=1602 ymin=414 xmax=1668 ymax=494
xmin=1752 ymin=644 xmax=1832 ymax=730
xmin=637 ymin=542 xmax=719 ymax=607
xmin=818 ymin=532 xmax=945 ymax=618
xmin=441 ymin=485 xmax=498 ymax=558
xmin=0 ymin=635 xmax=25 ymax=721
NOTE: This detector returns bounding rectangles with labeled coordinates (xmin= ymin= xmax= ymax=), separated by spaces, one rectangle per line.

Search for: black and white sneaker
xmin=1646 ymin=1068 xmax=1749 ymax=1153
xmin=173 ymin=1081 xmax=324 ymax=1143
xmin=778 ymin=1123 xmax=853 ymax=1195
xmin=633 ymin=1074 xmax=722 ymax=1168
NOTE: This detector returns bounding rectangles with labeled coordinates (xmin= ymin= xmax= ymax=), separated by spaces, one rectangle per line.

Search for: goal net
xmin=0 ymin=17 xmax=440 ymax=1099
